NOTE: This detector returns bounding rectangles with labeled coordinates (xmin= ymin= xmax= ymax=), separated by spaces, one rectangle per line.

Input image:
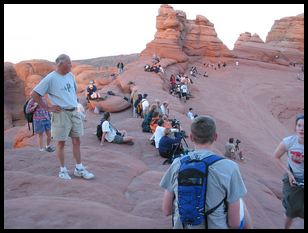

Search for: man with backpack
xmin=160 ymin=116 xmax=252 ymax=229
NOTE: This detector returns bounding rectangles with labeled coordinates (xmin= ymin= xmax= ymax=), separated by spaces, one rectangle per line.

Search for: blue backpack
xmin=177 ymin=154 xmax=226 ymax=228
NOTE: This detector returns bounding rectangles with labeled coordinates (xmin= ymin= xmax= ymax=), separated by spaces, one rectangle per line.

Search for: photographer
xmin=158 ymin=128 xmax=183 ymax=160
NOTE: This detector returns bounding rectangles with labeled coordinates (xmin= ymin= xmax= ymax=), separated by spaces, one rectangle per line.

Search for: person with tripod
xmin=158 ymin=128 xmax=183 ymax=162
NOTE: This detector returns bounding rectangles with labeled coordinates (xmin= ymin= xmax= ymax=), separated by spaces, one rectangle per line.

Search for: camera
xmin=236 ymin=139 xmax=241 ymax=144
xmin=171 ymin=119 xmax=181 ymax=128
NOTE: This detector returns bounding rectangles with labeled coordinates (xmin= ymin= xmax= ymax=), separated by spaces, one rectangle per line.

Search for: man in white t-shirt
xmin=141 ymin=93 xmax=150 ymax=117
xmin=187 ymin=108 xmax=195 ymax=120
xmin=100 ymin=112 xmax=134 ymax=145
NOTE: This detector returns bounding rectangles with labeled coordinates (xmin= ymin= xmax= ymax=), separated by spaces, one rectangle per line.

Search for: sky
xmin=4 ymin=4 xmax=304 ymax=63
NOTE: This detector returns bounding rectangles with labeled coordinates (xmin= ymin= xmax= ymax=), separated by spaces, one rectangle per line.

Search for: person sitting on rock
xmin=87 ymin=80 xmax=101 ymax=100
xmin=100 ymin=112 xmax=134 ymax=146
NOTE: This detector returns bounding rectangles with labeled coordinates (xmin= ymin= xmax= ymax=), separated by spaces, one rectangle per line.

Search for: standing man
xmin=160 ymin=116 xmax=252 ymax=229
xmin=117 ymin=61 xmax=124 ymax=74
xmin=31 ymin=54 xmax=94 ymax=180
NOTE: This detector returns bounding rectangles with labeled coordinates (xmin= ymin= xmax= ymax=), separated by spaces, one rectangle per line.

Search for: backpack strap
xmin=201 ymin=154 xmax=225 ymax=229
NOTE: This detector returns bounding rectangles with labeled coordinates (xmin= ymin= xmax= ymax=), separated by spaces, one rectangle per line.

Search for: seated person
xmin=149 ymin=111 xmax=161 ymax=133
xmin=158 ymin=128 xmax=182 ymax=159
xmin=225 ymin=138 xmax=236 ymax=160
xmin=100 ymin=112 xmax=134 ymax=146
xmin=87 ymin=80 xmax=101 ymax=100
xmin=144 ymin=64 xmax=151 ymax=72
xmin=150 ymin=119 xmax=179 ymax=149
xmin=77 ymin=98 xmax=86 ymax=121
xmin=142 ymin=104 xmax=158 ymax=132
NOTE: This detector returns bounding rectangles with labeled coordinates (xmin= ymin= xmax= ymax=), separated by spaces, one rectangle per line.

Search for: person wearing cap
xmin=87 ymin=80 xmax=101 ymax=100
xmin=30 ymin=54 xmax=95 ymax=181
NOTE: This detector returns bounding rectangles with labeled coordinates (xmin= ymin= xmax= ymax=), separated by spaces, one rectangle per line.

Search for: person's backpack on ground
xmin=177 ymin=154 xmax=226 ymax=228
xmin=23 ymin=98 xmax=36 ymax=135
xmin=96 ymin=118 xmax=106 ymax=141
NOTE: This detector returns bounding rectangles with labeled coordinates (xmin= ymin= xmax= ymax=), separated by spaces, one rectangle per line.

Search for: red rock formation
xmin=183 ymin=15 xmax=231 ymax=57
xmin=233 ymin=14 xmax=304 ymax=65
xmin=266 ymin=13 xmax=304 ymax=51
xmin=4 ymin=62 xmax=26 ymax=123
xmin=141 ymin=4 xmax=231 ymax=63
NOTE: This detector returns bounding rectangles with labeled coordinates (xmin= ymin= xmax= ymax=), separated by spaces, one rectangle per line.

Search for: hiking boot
xmin=45 ymin=145 xmax=55 ymax=152
xmin=74 ymin=167 xmax=95 ymax=180
xmin=59 ymin=168 xmax=71 ymax=180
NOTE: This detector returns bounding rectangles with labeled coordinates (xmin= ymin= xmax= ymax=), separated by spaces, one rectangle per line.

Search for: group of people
xmin=26 ymin=53 xmax=303 ymax=229
xmin=169 ymin=73 xmax=192 ymax=102
xmin=224 ymin=137 xmax=244 ymax=161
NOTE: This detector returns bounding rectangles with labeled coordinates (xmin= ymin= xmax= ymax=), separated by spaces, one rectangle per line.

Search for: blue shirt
xmin=34 ymin=71 xmax=78 ymax=108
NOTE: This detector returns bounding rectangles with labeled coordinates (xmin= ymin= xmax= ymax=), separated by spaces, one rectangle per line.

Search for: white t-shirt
xmin=283 ymin=135 xmax=304 ymax=180
xmin=187 ymin=111 xmax=194 ymax=120
xmin=160 ymin=104 xmax=168 ymax=116
xmin=142 ymin=99 xmax=149 ymax=112
xmin=102 ymin=121 xmax=117 ymax=142
xmin=181 ymin=84 xmax=188 ymax=93
xmin=153 ymin=126 xmax=179 ymax=148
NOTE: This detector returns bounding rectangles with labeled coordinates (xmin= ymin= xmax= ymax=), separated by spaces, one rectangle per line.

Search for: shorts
xmin=113 ymin=134 xmax=124 ymax=144
xmin=282 ymin=173 xmax=304 ymax=218
xmin=51 ymin=110 xmax=84 ymax=141
xmin=33 ymin=119 xmax=51 ymax=134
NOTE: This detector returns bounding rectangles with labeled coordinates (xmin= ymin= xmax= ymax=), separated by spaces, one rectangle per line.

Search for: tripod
xmin=162 ymin=135 xmax=189 ymax=165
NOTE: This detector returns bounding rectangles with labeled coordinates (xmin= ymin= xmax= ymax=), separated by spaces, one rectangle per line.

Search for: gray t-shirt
xmin=283 ymin=135 xmax=304 ymax=180
xmin=160 ymin=149 xmax=247 ymax=229
xmin=34 ymin=71 xmax=78 ymax=109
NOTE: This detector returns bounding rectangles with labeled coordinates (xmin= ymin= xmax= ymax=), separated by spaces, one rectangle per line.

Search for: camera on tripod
xmin=171 ymin=119 xmax=181 ymax=128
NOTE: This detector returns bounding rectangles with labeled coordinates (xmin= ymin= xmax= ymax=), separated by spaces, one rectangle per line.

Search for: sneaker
xmin=74 ymin=167 xmax=95 ymax=180
xmin=45 ymin=145 xmax=55 ymax=152
xmin=126 ymin=141 xmax=134 ymax=146
xmin=59 ymin=168 xmax=72 ymax=180
xmin=39 ymin=148 xmax=45 ymax=152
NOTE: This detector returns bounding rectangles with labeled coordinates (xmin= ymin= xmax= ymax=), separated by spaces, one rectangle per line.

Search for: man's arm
xmin=31 ymin=91 xmax=61 ymax=113
xmin=101 ymin=132 xmax=107 ymax=145
xmin=162 ymin=190 xmax=174 ymax=216
xmin=227 ymin=199 xmax=241 ymax=228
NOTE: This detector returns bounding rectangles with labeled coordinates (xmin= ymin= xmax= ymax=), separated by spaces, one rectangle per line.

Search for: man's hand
xmin=48 ymin=105 xmax=62 ymax=113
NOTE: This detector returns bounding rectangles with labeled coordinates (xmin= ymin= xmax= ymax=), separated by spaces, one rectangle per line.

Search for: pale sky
xmin=4 ymin=4 xmax=304 ymax=63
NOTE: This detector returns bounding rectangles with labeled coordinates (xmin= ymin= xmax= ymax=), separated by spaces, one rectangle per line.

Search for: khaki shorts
xmin=51 ymin=110 xmax=84 ymax=141
xmin=282 ymin=173 xmax=304 ymax=218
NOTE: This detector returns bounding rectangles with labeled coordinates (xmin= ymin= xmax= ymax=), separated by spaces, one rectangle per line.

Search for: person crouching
xmin=158 ymin=128 xmax=182 ymax=160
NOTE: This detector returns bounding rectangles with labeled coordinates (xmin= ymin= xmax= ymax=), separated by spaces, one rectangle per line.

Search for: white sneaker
xmin=39 ymin=148 xmax=45 ymax=152
xmin=59 ymin=168 xmax=71 ymax=180
xmin=74 ymin=167 xmax=95 ymax=180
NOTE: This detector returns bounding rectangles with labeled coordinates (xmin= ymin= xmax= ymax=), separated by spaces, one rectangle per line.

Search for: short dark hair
xmin=103 ymin=112 xmax=110 ymax=121
xmin=55 ymin=54 xmax=70 ymax=65
xmin=229 ymin=138 xmax=234 ymax=143
xmin=296 ymin=114 xmax=304 ymax=124
xmin=191 ymin=115 xmax=216 ymax=144
xmin=157 ymin=119 xmax=164 ymax=126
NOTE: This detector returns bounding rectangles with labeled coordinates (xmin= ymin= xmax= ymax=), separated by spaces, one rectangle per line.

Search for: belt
xmin=63 ymin=107 xmax=77 ymax=112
